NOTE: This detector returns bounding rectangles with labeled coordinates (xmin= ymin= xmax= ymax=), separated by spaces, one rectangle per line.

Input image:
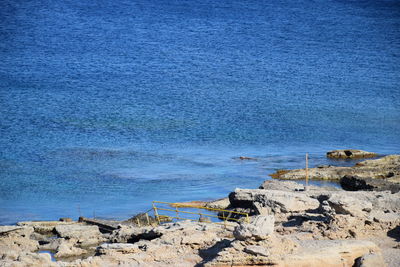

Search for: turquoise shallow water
xmin=1 ymin=0 xmax=399 ymax=225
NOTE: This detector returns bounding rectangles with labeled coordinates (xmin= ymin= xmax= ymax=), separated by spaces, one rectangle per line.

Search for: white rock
xmin=234 ymin=215 xmax=275 ymax=241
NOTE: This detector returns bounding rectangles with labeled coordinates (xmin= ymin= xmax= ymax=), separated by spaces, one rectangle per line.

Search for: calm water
xmin=1 ymin=0 xmax=399 ymax=225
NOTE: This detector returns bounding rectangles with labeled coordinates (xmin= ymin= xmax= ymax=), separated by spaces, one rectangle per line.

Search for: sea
xmin=0 ymin=0 xmax=399 ymax=225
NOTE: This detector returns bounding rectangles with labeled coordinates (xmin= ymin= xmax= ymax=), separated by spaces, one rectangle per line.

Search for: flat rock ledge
xmin=327 ymin=149 xmax=378 ymax=159
xmin=270 ymin=155 xmax=400 ymax=192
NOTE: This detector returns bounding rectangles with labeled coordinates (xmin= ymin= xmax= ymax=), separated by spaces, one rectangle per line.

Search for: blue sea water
xmin=0 ymin=0 xmax=399 ymax=225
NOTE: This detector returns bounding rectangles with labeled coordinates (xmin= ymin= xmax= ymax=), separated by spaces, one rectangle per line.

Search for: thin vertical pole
xmin=146 ymin=212 xmax=150 ymax=226
xmin=153 ymin=202 xmax=161 ymax=225
xmin=305 ymin=153 xmax=309 ymax=190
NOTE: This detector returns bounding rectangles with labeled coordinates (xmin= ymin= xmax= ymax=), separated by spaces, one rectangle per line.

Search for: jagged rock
xmin=244 ymin=245 xmax=270 ymax=257
xmin=54 ymin=239 xmax=87 ymax=258
xmin=109 ymin=225 xmax=161 ymax=243
xmin=233 ymin=215 xmax=275 ymax=241
xmin=17 ymin=221 xmax=77 ymax=235
xmin=205 ymin=197 xmax=230 ymax=210
xmin=39 ymin=237 xmax=65 ymax=251
xmin=327 ymin=193 xmax=372 ymax=217
xmin=55 ymin=224 xmax=104 ymax=246
xmin=354 ymin=253 xmax=387 ymax=267
xmin=97 ymin=243 xmax=141 ymax=254
xmin=230 ymin=188 xmax=320 ymax=213
xmin=8 ymin=252 xmax=57 ymax=267
xmin=370 ymin=211 xmax=400 ymax=224
xmin=327 ymin=149 xmax=377 ymax=159
xmin=0 ymin=226 xmax=39 ymax=260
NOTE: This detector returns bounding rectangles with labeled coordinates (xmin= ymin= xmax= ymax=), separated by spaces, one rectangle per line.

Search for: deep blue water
xmin=1 ymin=0 xmax=399 ymax=225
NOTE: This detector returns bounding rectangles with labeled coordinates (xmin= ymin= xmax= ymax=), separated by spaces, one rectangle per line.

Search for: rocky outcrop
xmin=0 ymin=226 xmax=39 ymax=262
xmin=233 ymin=215 xmax=275 ymax=241
xmin=229 ymin=188 xmax=320 ymax=214
xmin=55 ymin=224 xmax=105 ymax=246
xmin=280 ymin=240 xmax=383 ymax=267
xmin=327 ymin=149 xmax=377 ymax=159
xmin=1 ymin=178 xmax=398 ymax=267
xmin=17 ymin=221 xmax=77 ymax=235
xmin=355 ymin=253 xmax=387 ymax=267
xmin=340 ymin=175 xmax=400 ymax=193
xmin=270 ymin=155 xmax=400 ymax=184
xmin=54 ymin=239 xmax=88 ymax=258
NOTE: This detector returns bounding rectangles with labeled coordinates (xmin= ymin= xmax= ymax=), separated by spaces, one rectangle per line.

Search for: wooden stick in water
xmin=305 ymin=153 xmax=309 ymax=190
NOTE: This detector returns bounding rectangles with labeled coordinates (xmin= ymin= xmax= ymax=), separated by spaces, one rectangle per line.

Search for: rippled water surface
xmin=1 ymin=0 xmax=399 ymax=224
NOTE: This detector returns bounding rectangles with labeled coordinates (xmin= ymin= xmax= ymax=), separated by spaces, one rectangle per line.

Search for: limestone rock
xmin=10 ymin=252 xmax=57 ymax=267
xmin=327 ymin=193 xmax=372 ymax=217
xmin=97 ymin=243 xmax=140 ymax=254
xmin=0 ymin=226 xmax=39 ymax=260
xmin=354 ymin=253 xmax=387 ymax=267
xmin=327 ymin=149 xmax=377 ymax=159
xmin=233 ymin=215 xmax=275 ymax=241
xmin=17 ymin=221 xmax=77 ymax=234
xmin=54 ymin=239 xmax=88 ymax=258
xmin=244 ymin=245 xmax=270 ymax=257
xmin=270 ymin=155 xmax=400 ymax=182
xmin=281 ymin=240 xmax=382 ymax=267
xmin=230 ymin=188 xmax=320 ymax=213
xmin=55 ymin=224 xmax=104 ymax=246
xmin=109 ymin=225 xmax=161 ymax=243
xmin=205 ymin=197 xmax=230 ymax=210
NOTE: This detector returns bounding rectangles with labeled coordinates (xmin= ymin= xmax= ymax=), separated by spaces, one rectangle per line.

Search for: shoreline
xmin=1 ymin=151 xmax=399 ymax=266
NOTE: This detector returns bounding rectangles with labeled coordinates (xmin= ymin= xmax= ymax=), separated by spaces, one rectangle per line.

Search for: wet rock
xmin=327 ymin=149 xmax=377 ymax=159
xmin=270 ymin=155 xmax=400 ymax=181
xmin=234 ymin=156 xmax=258 ymax=161
xmin=341 ymin=175 xmax=400 ymax=193
xmin=233 ymin=215 xmax=275 ymax=241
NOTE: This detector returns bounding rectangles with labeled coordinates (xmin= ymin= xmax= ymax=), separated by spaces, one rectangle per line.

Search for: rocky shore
xmin=1 ymin=152 xmax=399 ymax=267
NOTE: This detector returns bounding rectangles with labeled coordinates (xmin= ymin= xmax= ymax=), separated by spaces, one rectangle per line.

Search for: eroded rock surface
xmin=327 ymin=149 xmax=377 ymax=159
xmin=270 ymin=155 xmax=400 ymax=186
